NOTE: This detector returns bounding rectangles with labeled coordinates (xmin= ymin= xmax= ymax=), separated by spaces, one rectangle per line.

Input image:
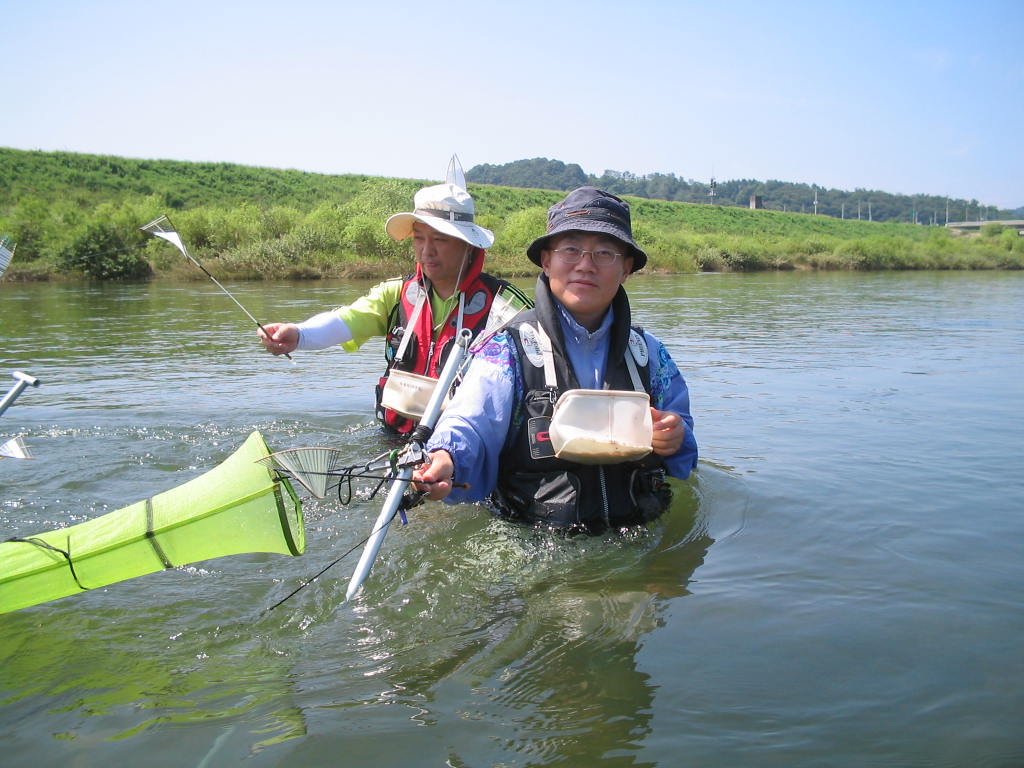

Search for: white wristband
xmin=295 ymin=312 xmax=353 ymax=350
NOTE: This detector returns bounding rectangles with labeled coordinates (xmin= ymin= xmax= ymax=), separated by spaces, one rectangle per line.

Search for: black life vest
xmin=492 ymin=274 xmax=671 ymax=533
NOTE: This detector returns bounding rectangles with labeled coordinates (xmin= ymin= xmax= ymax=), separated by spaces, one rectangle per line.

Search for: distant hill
xmin=468 ymin=158 xmax=1019 ymax=224
xmin=0 ymin=146 xmax=372 ymax=211
xmin=1 ymin=147 xmax=1020 ymax=280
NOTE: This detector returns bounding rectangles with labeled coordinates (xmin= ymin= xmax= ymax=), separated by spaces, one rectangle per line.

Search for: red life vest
xmin=375 ymin=249 xmax=508 ymax=434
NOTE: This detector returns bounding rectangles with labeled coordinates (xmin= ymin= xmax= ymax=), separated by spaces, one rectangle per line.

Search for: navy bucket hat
xmin=527 ymin=186 xmax=648 ymax=272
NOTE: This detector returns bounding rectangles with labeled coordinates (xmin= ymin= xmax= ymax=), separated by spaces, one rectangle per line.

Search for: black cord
xmin=6 ymin=536 xmax=89 ymax=591
xmin=263 ymin=487 xmax=431 ymax=612
xmin=263 ymin=507 xmax=401 ymax=611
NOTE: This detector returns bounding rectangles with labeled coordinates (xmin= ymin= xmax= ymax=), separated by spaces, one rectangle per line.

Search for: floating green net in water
xmin=0 ymin=430 xmax=303 ymax=614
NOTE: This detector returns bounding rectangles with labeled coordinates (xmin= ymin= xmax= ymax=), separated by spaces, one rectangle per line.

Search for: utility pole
xmin=868 ymin=201 xmax=872 ymax=222
xmin=813 ymin=189 xmax=819 ymax=215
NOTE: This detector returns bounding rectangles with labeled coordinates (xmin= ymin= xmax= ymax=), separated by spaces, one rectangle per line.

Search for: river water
xmin=1 ymin=271 xmax=1021 ymax=767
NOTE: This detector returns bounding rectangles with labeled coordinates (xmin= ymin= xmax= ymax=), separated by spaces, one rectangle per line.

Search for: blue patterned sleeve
xmin=646 ymin=332 xmax=699 ymax=478
xmin=425 ymin=332 xmax=520 ymax=503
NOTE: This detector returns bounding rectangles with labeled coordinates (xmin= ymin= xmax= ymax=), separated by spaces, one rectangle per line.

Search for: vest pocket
xmin=499 ymin=470 xmax=581 ymax=528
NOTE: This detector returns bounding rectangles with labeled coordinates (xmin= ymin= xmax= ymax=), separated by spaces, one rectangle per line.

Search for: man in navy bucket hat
xmin=415 ymin=186 xmax=698 ymax=533
xmin=526 ymin=186 xmax=648 ymax=272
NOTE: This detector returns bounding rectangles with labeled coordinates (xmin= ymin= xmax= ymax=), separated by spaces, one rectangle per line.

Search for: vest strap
xmin=530 ymin=322 xmax=558 ymax=388
xmin=531 ymin=321 xmax=645 ymax=392
xmin=625 ymin=343 xmax=644 ymax=391
xmin=394 ymin=288 xmax=427 ymax=363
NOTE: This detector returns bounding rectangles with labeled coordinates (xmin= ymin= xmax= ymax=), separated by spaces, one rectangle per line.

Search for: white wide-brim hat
xmin=385 ymin=182 xmax=494 ymax=250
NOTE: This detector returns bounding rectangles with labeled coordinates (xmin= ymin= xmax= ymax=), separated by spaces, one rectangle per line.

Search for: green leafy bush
xmin=57 ymin=218 xmax=151 ymax=279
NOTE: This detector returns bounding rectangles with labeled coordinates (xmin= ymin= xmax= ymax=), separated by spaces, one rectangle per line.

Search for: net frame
xmin=468 ymin=282 xmax=531 ymax=354
xmin=0 ymin=236 xmax=15 ymax=278
xmin=0 ymin=435 xmax=32 ymax=460
xmin=139 ymin=215 xmax=189 ymax=259
xmin=257 ymin=447 xmax=352 ymax=499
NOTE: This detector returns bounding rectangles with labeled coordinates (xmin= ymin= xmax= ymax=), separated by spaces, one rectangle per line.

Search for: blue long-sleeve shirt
xmin=426 ymin=302 xmax=698 ymax=504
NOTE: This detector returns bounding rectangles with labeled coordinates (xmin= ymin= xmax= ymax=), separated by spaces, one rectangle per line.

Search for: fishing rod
xmin=263 ymin=490 xmax=413 ymax=612
xmin=140 ymin=215 xmax=292 ymax=361
xmin=260 ymin=448 xmax=466 ymax=611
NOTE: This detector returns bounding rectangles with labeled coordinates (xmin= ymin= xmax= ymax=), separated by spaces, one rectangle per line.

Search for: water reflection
xmin=5 ymin=274 xmax=1021 ymax=765
xmin=282 ymin=485 xmax=713 ymax=765
xmin=0 ymin=277 xmax=719 ymax=764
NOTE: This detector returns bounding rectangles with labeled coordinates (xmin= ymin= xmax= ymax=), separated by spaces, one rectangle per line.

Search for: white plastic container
xmin=549 ymin=389 xmax=653 ymax=464
xmin=379 ymin=369 xmax=438 ymax=420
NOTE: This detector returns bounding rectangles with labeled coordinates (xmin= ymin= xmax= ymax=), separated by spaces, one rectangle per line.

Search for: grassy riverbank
xmin=2 ymin=147 xmax=1022 ymax=281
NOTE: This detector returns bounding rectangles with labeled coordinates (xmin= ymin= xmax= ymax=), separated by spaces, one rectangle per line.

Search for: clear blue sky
xmin=3 ymin=0 xmax=1021 ymax=209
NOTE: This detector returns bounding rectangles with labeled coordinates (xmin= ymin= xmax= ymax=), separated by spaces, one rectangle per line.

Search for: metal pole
xmin=0 ymin=371 xmax=40 ymax=418
xmin=345 ymin=329 xmax=473 ymax=601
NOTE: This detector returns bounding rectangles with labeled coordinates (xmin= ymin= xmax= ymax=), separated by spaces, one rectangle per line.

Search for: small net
xmin=446 ymin=154 xmax=466 ymax=189
xmin=0 ymin=236 xmax=15 ymax=278
xmin=0 ymin=435 xmax=32 ymax=460
xmin=140 ymin=215 xmax=187 ymax=257
xmin=257 ymin=446 xmax=352 ymax=499
xmin=469 ymin=283 xmax=531 ymax=353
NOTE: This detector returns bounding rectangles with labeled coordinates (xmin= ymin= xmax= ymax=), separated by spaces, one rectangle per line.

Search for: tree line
xmin=467 ymin=158 xmax=1021 ymax=224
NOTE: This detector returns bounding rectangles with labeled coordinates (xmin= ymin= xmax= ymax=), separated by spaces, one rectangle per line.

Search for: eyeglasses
xmin=551 ymin=245 xmax=623 ymax=267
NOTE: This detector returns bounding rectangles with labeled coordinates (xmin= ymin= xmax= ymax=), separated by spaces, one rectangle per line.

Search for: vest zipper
xmin=598 ymin=467 xmax=610 ymax=527
xmin=425 ymin=338 xmax=437 ymax=375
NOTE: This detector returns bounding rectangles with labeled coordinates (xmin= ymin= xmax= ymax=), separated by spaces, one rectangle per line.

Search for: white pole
xmin=345 ymin=329 xmax=473 ymax=601
xmin=0 ymin=371 xmax=40 ymax=418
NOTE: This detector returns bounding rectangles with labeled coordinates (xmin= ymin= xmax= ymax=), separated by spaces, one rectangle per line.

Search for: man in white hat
xmin=413 ymin=187 xmax=697 ymax=533
xmin=259 ymin=178 xmax=520 ymax=434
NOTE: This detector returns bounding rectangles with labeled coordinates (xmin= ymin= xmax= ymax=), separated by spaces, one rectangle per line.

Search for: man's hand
xmin=258 ymin=323 xmax=299 ymax=356
xmin=651 ymin=408 xmax=684 ymax=456
xmin=412 ymin=449 xmax=456 ymax=501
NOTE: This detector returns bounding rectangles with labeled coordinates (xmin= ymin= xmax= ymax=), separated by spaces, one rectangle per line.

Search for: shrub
xmin=695 ymin=242 xmax=725 ymax=271
xmin=57 ymin=218 xmax=151 ymax=279
xmin=342 ymin=214 xmax=410 ymax=261
xmin=999 ymin=229 xmax=1019 ymax=251
xmin=646 ymin=231 xmax=700 ymax=272
xmin=492 ymin=206 xmax=547 ymax=259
